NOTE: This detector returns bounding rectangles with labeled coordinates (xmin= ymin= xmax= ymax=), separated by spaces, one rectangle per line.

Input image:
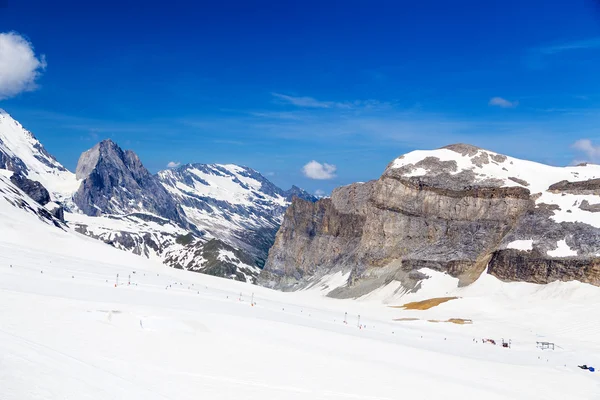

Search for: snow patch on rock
xmin=506 ymin=240 xmax=533 ymax=251
xmin=547 ymin=239 xmax=578 ymax=258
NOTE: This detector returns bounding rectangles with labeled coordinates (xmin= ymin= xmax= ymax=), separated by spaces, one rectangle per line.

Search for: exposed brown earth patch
xmin=391 ymin=296 xmax=458 ymax=310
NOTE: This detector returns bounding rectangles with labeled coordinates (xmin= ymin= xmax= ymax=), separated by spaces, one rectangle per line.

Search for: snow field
xmin=1 ymin=239 xmax=600 ymax=399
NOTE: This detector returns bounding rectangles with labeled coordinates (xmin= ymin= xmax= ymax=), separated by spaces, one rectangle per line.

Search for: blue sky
xmin=1 ymin=0 xmax=600 ymax=194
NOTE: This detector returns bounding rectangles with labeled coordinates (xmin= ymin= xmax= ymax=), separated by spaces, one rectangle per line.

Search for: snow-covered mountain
xmin=0 ymin=109 xmax=315 ymax=282
xmin=0 ymin=110 xmax=79 ymax=206
xmin=157 ymin=163 xmax=314 ymax=266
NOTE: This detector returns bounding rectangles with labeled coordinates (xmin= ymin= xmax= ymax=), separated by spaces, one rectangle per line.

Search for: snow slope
xmin=66 ymin=211 xmax=189 ymax=260
xmin=0 ymin=110 xmax=79 ymax=204
xmin=1 ymin=175 xmax=600 ymax=399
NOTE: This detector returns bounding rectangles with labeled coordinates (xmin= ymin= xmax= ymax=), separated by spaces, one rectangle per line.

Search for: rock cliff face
xmin=261 ymin=144 xmax=600 ymax=295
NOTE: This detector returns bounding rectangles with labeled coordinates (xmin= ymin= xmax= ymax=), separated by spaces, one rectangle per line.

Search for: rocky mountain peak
xmin=76 ymin=139 xmax=134 ymax=180
xmin=73 ymin=139 xmax=186 ymax=223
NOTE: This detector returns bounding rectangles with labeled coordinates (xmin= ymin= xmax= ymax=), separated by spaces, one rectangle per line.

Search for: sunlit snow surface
xmin=1 ymin=177 xmax=600 ymax=399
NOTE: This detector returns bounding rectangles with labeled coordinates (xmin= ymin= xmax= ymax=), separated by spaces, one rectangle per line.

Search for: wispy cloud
xmin=272 ymin=92 xmax=336 ymax=108
xmin=302 ymin=161 xmax=337 ymax=180
xmin=526 ymin=37 xmax=600 ymax=69
xmin=538 ymin=38 xmax=600 ymax=55
xmin=314 ymin=189 xmax=326 ymax=198
xmin=489 ymin=97 xmax=518 ymax=108
xmin=271 ymin=92 xmax=392 ymax=111
xmin=166 ymin=161 xmax=181 ymax=168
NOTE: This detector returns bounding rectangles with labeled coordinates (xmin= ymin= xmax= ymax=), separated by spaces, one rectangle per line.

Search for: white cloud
xmin=314 ymin=189 xmax=326 ymax=197
xmin=167 ymin=161 xmax=181 ymax=168
xmin=302 ymin=160 xmax=337 ymax=180
xmin=0 ymin=32 xmax=47 ymax=100
xmin=572 ymin=139 xmax=600 ymax=162
xmin=489 ymin=97 xmax=518 ymax=108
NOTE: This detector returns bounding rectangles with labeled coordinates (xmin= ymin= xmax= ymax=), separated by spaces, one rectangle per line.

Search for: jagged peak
xmin=76 ymin=139 xmax=147 ymax=180
xmin=93 ymin=138 xmax=123 ymax=154
xmin=98 ymin=138 xmax=117 ymax=146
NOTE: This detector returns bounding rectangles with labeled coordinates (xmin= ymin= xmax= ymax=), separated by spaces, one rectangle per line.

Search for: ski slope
xmin=1 ymin=175 xmax=600 ymax=399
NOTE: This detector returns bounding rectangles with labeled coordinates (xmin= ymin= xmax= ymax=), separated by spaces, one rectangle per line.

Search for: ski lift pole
xmin=115 ymin=273 xmax=119 ymax=287
xmin=251 ymin=292 xmax=254 ymax=306
xmin=357 ymin=314 xmax=361 ymax=328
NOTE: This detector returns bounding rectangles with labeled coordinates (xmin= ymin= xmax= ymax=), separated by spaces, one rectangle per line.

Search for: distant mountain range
xmin=0 ymin=109 xmax=316 ymax=282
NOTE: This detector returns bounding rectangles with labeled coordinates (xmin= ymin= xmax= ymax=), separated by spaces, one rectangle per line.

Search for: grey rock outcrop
xmin=9 ymin=173 xmax=51 ymax=205
xmin=488 ymin=249 xmax=600 ymax=286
